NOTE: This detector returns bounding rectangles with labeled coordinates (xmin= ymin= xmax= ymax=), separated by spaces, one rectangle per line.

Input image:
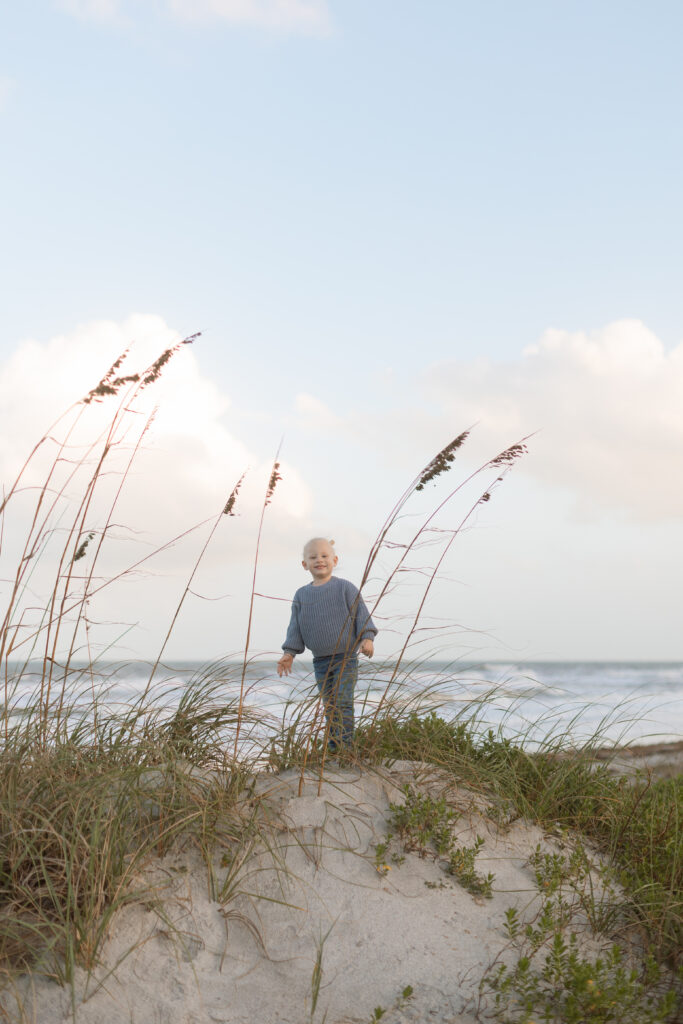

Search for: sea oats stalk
xmin=0 ymin=404 xmax=95 ymax=731
xmin=291 ymin=435 xmax=526 ymax=796
xmin=1 ymin=336 xmax=200 ymax=740
xmin=304 ymin=432 xmax=529 ymax=780
xmin=223 ymin=471 xmax=246 ymax=517
xmin=59 ymin=408 xmax=159 ymax=709
xmin=145 ymin=471 xmax=248 ymax=699
xmin=360 ymin=430 xmax=471 ymax=581
xmin=290 ymin=432 xmax=528 ymax=793
xmin=367 ymin=437 xmax=529 ymax=725
xmin=1 ymin=351 xmax=679 ymax=1020
xmin=233 ymin=455 xmax=282 ymax=761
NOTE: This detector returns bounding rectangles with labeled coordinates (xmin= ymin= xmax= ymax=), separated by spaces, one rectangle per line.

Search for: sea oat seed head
xmin=265 ymin=461 xmax=282 ymax=506
xmin=73 ymin=532 xmax=95 ymax=562
xmin=140 ymin=334 xmax=199 ymax=390
xmin=82 ymin=346 xmax=140 ymax=404
xmin=223 ymin=471 xmax=246 ymax=516
xmin=490 ymin=442 xmax=528 ymax=467
xmin=415 ymin=430 xmax=469 ymax=491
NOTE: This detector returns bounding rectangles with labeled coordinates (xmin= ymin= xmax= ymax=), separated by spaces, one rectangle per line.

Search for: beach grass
xmin=0 ymin=341 xmax=680 ymax=1020
xmin=0 ymin=678 xmax=252 ymax=983
xmin=0 ymin=681 xmax=680 ymax=1019
xmin=353 ymin=708 xmax=682 ymax=967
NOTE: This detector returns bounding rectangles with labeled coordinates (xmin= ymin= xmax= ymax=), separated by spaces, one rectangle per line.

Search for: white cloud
xmin=57 ymin=0 xmax=331 ymax=32
xmin=0 ymin=315 xmax=323 ymax=660
xmin=295 ymin=392 xmax=342 ymax=431
xmin=424 ymin=319 xmax=683 ymax=520
xmin=0 ymin=315 xmax=229 ymax=483
xmin=287 ymin=319 xmax=683 ymax=522
xmin=1 ymin=313 xmax=313 ymax=518
xmin=0 ymin=314 xmax=312 ymax=610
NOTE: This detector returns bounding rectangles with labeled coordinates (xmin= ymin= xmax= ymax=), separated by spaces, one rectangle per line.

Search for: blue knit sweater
xmin=282 ymin=575 xmax=377 ymax=658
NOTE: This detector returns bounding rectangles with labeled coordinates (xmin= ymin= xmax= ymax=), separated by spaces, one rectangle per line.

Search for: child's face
xmin=302 ymin=541 xmax=338 ymax=583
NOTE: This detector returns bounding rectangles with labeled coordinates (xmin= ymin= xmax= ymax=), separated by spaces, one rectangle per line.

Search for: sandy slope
xmin=8 ymin=762 xmax=619 ymax=1024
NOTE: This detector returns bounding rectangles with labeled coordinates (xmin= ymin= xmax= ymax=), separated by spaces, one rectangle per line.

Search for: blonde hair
xmin=302 ymin=537 xmax=335 ymax=556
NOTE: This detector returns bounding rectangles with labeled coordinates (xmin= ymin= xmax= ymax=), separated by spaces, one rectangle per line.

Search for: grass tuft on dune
xmin=0 ymin=340 xmax=680 ymax=1020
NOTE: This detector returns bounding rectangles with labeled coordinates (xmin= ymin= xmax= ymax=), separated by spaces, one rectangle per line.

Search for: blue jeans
xmin=313 ymin=654 xmax=357 ymax=751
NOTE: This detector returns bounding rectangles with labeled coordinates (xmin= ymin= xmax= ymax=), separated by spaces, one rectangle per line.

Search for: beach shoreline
xmin=587 ymin=739 xmax=683 ymax=779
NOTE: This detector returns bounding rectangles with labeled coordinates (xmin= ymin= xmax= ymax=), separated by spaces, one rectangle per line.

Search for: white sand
xmin=8 ymin=761 xmax=619 ymax=1024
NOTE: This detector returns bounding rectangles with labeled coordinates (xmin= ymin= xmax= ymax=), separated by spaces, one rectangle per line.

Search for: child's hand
xmin=359 ymin=639 xmax=374 ymax=658
xmin=277 ymin=653 xmax=294 ymax=677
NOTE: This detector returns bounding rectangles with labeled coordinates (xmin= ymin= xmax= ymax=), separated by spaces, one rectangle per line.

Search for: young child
xmin=277 ymin=538 xmax=377 ymax=753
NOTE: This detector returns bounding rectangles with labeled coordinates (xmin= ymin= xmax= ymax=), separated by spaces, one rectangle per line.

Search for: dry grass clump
xmin=0 ymin=338 xmax=258 ymax=984
xmin=0 ymin=675 xmax=255 ymax=984
xmin=0 ymin=336 xmax=528 ymax=988
xmin=2 ymin=335 xmax=678 ymax=1021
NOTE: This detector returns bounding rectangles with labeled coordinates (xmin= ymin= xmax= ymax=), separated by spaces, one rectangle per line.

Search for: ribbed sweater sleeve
xmin=282 ymin=599 xmax=305 ymax=655
xmin=350 ymin=583 xmax=377 ymax=643
xmin=281 ymin=576 xmax=377 ymax=658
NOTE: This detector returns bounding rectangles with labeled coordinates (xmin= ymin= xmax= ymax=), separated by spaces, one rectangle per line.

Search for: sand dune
xmin=7 ymin=762 xmax=635 ymax=1024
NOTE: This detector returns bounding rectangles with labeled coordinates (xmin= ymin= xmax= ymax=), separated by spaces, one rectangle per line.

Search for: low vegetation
xmin=1 ymin=691 xmax=680 ymax=1018
xmin=374 ymin=784 xmax=494 ymax=898
xmin=0 ymin=339 xmax=680 ymax=1021
xmin=357 ymin=710 xmax=682 ymax=969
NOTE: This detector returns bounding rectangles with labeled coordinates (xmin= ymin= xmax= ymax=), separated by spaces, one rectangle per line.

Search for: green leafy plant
xmin=482 ymin=839 xmax=680 ymax=1023
xmin=2 ymin=335 xmax=680 ymax=1024
xmin=484 ymin=935 xmax=676 ymax=1024
xmin=356 ymin=711 xmax=682 ymax=968
xmin=373 ymin=840 xmax=391 ymax=876
xmin=381 ymin=784 xmax=495 ymax=897
xmin=399 ymin=984 xmax=414 ymax=1005
xmin=310 ymin=923 xmax=335 ymax=1022
xmin=447 ymin=836 xmax=495 ymax=898
xmin=388 ymin=785 xmax=459 ymax=858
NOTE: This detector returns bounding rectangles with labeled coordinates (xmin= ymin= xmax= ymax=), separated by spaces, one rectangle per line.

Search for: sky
xmin=2 ymin=0 xmax=683 ymax=664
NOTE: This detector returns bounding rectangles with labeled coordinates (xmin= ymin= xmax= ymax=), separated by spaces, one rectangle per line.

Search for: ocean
xmin=6 ymin=660 xmax=683 ymax=749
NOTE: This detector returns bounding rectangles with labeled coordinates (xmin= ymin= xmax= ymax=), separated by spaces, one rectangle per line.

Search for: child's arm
xmin=279 ymin=596 xmax=304 ymax=676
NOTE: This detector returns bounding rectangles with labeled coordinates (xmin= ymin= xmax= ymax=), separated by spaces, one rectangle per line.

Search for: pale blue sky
xmin=2 ymin=1 xmax=683 ymax=661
